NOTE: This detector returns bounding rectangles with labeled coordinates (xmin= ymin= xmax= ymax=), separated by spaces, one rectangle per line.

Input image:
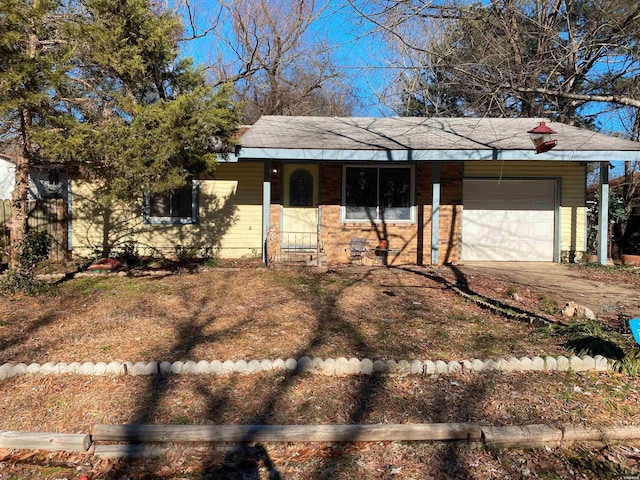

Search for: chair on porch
xmin=347 ymin=238 xmax=370 ymax=263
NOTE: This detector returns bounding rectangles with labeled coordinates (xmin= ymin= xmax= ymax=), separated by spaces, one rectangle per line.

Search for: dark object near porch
xmin=375 ymin=239 xmax=389 ymax=266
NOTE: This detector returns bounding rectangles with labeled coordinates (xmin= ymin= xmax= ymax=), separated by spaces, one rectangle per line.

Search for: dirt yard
xmin=1 ymin=265 xmax=579 ymax=365
xmin=454 ymin=262 xmax=640 ymax=319
xmin=1 ymin=263 xmax=640 ymax=479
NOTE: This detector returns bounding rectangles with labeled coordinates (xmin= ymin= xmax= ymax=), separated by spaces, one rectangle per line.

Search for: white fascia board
xmin=511 ymin=150 xmax=640 ymax=162
xmin=239 ymin=147 xmax=411 ymax=161
xmin=237 ymin=147 xmax=640 ymax=162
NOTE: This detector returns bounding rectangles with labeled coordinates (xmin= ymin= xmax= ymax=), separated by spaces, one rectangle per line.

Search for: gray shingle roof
xmin=240 ymin=116 xmax=640 ymax=152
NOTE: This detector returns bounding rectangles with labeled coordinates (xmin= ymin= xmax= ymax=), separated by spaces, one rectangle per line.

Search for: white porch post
xmin=431 ymin=162 xmax=441 ymax=265
xmin=262 ymin=161 xmax=271 ymax=264
xmin=597 ymin=161 xmax=609 ymax=265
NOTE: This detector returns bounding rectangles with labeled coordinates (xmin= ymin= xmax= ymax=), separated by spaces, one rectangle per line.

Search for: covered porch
xmin=234 ymin=116 xmax=639 ymax=267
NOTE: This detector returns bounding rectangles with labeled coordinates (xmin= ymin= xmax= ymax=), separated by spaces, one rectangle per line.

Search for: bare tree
xmin=200 ymin=0 xmax=356 ymax=123
xmin=352 ymin=0 xmax=640 ymax=252
xmin=352 ymin=0 xmax=640 ymax=124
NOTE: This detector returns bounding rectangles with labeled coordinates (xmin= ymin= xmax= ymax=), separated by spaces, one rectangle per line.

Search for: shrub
xmin=623 ymin=231 xmax=640 ymax=254
xmin=113 ymin=240 xmax=141 ymax=267
xmin=538 ymin=295 xmax=558 ymax=314
xmin=559 ymin=319 xmax=626 ymax=360
xmin=175 ymin=245 xmax=200 ymax=262
xmin=20 ymin=229 xmax=51 ymax=268
xmin=615 ymin=348 xmax=640 ymax=376
xmin=0 ymin=269 xmax=49 ymax=296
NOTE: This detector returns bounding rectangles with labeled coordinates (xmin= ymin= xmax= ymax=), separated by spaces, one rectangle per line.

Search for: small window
xmin=289 ymin=168 xmax=314 ymax=207
xmin=145 ymin=179 xmax=198 ymax=224
xmin=48 ymin=170 xmax=61 ymax=185
xmin=344 ymin=166 xmax=413 ymax=222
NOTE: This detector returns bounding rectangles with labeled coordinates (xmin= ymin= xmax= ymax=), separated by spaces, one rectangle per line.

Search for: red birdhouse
xmin=528 ymin=121 xmax=558 ymax=154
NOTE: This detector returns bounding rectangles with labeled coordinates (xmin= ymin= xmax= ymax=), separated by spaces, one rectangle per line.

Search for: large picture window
xmin=344 ymin=166 xmax=413 ymax=222
xmin=145 ymin=179 xmax=198 ymax=224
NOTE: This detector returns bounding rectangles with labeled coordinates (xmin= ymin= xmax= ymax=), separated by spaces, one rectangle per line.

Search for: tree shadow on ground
xmin=0 ymin=312 xmax=58 ymax=363
xmin=399 ymin=265 xmax=553 ymax=325
xmin=564 ymin=336 xmax=625 ymax=360
xmin=102 ymin=266 xmax=385 ymax=479
xmin=101 ymin=266 xmax=494 ymax=478
xmin=424 ymin=374 xmax=493 ymax=479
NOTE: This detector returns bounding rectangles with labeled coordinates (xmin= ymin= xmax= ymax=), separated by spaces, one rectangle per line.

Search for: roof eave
xmin=237 ymin=147 xmax=640 ymax=162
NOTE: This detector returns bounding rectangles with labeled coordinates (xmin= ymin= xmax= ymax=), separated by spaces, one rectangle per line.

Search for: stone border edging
xmin=0 ymin=355 xmax=612 ymax=380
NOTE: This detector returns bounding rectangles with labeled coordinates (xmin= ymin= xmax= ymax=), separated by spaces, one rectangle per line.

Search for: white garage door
xmin=462 ymin=179 xmax=556 ymax=261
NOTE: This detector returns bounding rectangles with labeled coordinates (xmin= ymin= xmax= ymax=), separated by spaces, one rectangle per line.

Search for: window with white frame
xmin=343 ymin=166 xmax=413 ymax=222
xmin=145 ymin=179 xmax=198 ymax=224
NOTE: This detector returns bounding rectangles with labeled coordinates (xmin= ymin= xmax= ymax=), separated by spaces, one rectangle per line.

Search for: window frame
xmin=341 ymin=165 xmax=415 ymax=223
xmin=144 ymin=178 xmax=199 ymax=225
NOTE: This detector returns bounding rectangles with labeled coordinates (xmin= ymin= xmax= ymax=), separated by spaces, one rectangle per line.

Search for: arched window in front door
xmin=289 ymin=168 xmax=314 ymax=207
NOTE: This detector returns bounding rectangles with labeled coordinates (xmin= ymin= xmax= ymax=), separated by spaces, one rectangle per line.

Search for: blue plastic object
xmin=629 ymin=318 xmax=640 ymax=345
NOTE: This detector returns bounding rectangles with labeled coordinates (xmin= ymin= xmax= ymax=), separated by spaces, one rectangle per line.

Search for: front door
xmin=282 ymin=164 xmax=319 ymax=249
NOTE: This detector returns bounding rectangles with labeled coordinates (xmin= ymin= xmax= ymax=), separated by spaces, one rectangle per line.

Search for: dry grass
xmin=2 ymin=441 xmax=638 ymax=479
xmin=2 ymin=265 xmax=639 ymax=479
xmin=0 ymin=265 xmax=567 ymax=364
xmin=1 ymin=372 xmax=639 ymax=478
xmin=566 ymin=263 xmax=640 ymax=289
xmin=2 ymin=371 xmax=640 ymax=433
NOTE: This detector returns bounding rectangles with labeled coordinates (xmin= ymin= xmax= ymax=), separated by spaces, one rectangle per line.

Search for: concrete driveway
xmin=450 ymin=262 xmax=640 ymax=318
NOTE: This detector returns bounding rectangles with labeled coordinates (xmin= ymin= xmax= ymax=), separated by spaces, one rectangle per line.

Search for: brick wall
xmin=270 ymin=161 xmax=281 ymax=204
xmin=269 ymin=162 xmax=281 ymax=232
xmin=270 ymin=162 xmax=462 ymax=266
xmin=321 ymin=164 xmax=340 ymax=204
xmin=267 ymin=163 xmax=281 ymax=262
xmin=417 ymin=164 xmax=433 ymax=265
xmin=319 ymin=163 xmax=442 ymax=266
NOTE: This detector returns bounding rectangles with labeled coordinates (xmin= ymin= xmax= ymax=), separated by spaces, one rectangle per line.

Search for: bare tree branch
xmin=205 ymin=0 xmax=356 ymax=122
xmin=514 ymin=87 xmax=640 ymax=110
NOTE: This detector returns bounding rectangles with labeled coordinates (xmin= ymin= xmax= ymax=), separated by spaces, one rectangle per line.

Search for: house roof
xmin=604 ymin=172 xmax=640 ymax=205
xmin=236 ymin=116 xmax=640 ymax=162
xmin=609 ymin=172 xmax=640 ymax=188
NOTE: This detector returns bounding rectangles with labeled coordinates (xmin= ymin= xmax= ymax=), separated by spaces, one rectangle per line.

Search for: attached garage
xmin=462 ymin=179 xmax=558 ymax=261
xmin=237 ymin=117 xmax=638 ymax=266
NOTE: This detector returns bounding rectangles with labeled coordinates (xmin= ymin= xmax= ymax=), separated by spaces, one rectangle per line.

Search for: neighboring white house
xmin=0 ymin=156 xmax=13 ymax=200
xmin=0 ymin=155 xmax=67 ymax=200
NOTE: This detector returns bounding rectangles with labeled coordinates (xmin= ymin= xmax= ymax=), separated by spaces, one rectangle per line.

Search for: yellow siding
xmin=71 ymin=162 xmax=263 ymax=259
xmin=464 ymin=161 xmax=586 ymax=257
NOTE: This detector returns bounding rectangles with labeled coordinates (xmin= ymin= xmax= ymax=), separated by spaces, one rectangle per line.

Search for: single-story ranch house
xmin=69 ymin=116 xmax=640 ymax=266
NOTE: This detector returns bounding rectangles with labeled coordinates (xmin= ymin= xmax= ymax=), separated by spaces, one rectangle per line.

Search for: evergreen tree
xmin=0 ymin=0 xmax=238 ymax=271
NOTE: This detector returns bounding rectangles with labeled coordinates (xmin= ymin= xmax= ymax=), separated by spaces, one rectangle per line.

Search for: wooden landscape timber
xmin=93 ymin=444 xmax=169 ymax=459
xmin=0 ymin=431 xmax=91 ymax=452
xmin=3 ymin=423 xmax=640 ymax=459
xmin=483 ymin=424 xmax=640 ymax=449
xmin=92 ymin=423 xmax=483 ymax=443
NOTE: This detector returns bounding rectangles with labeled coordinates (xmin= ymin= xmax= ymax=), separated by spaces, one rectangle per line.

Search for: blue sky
xmin=174 ymin=0 xmax=637 ymax=147
xmin=176 ymin=0 xmax=392 ymax=115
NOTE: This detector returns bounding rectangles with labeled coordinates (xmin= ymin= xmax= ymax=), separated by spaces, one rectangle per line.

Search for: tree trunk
xmin=9 ymin=141 xmax=30 ymax=270
xmin=9 ymin=4 xmax=38 ymax=271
